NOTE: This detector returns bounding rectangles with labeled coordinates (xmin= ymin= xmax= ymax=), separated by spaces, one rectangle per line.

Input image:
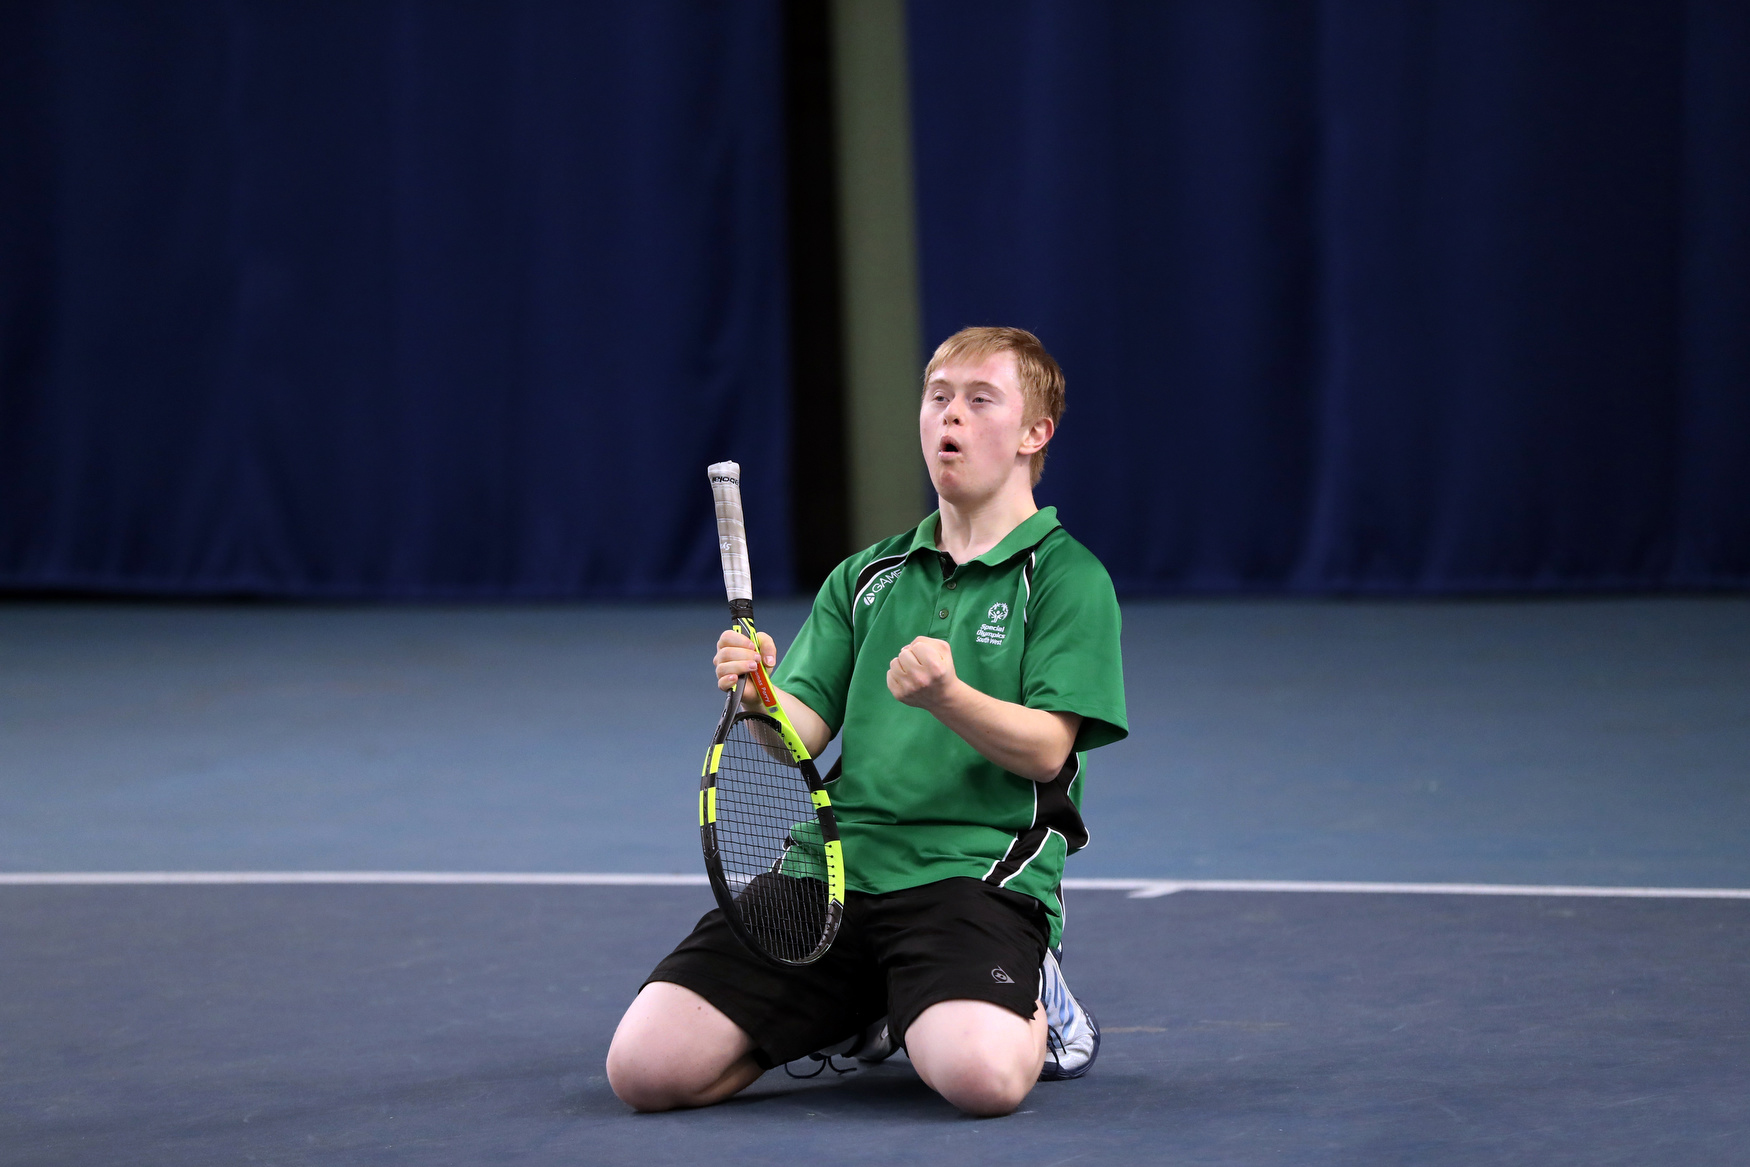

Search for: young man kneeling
xmin=607 ymin=327 xmax=1128 ymax=1116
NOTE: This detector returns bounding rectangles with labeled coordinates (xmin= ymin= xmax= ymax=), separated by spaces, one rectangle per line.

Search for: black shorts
xmin=644 ymin=876 xmax=1050 ymax=1069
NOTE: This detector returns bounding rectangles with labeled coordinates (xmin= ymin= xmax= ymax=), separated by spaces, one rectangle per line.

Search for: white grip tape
xmin=707 ymin=461 xmax=752 ymax=602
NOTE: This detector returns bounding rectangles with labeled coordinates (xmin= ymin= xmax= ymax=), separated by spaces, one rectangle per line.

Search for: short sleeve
xmin=771 ymin=563 xmax=856 ymax=736
xmin=1019 ymin=536 xmax=1128 ymax=752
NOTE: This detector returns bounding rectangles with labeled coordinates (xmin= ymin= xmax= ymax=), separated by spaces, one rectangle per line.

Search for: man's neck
xmin=934 ymin=478 xmax=1038 ymax=563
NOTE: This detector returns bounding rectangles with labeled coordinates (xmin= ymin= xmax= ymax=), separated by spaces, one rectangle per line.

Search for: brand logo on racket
xmin=990 ymin=966 xmax=1014 ymax=984
xmin=988 ymin=603 xmax=1009 ymax=622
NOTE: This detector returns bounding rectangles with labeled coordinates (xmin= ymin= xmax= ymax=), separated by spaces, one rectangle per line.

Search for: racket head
xmin=699 ymin=709 xmax=844 ymax=966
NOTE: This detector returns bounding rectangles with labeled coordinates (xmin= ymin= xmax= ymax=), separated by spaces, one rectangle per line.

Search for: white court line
xmin=0 ymin=872 xmax=1745 ymax=900
xmin=1062 ymin=878 xmax=1750 ymax=900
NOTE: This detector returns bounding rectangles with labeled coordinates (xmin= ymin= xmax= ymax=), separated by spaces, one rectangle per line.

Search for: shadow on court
xmin=1 ymin=884 xmax=1743 ymax=1165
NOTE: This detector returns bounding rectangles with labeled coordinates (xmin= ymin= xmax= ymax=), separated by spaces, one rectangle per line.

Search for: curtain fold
xmin=0 ymin=1 xmax=790 ymax=598
xmin=909 ymin=0 xmax=1750 ymax=593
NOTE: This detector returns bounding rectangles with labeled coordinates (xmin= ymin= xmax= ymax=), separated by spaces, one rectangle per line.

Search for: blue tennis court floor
xmin=0 ymin=599 xmax=1746 ymax=1163
xmin=2 ymin=881 xmax=1744 ymax=1165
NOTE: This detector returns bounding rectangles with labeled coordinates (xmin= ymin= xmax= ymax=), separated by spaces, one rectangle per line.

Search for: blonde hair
xmin=923 ymin=326 xmax=1066 ymax=486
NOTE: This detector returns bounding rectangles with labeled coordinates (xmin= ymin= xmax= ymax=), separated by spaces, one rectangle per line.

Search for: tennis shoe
xmin=1038 ymin=947 xmax=1100 ymax=1081
xmin=847 ymin=1015 xmax=896 ymax=1063
xmin=809 ymin=1015 xmax=896 ymax=1065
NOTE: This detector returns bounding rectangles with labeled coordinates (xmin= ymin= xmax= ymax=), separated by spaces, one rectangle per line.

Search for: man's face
xmin=920 ymin=351 xmax=1043 ymax=504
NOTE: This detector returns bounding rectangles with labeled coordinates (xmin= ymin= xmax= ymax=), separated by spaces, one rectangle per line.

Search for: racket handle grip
xmin=708 ymin=461 xmax=753 ymax=608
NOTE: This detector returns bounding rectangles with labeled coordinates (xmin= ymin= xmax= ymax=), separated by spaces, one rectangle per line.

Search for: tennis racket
xmin=699 ymin=461 xmax=845 ymax=966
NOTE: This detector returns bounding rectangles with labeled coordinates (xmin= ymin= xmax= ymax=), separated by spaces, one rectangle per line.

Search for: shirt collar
xmin=906 ymin=507 xmax=1061 ymax=567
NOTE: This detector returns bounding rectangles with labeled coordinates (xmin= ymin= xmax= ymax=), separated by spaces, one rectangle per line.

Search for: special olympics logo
xmin=987 ymin=602 xmax=1009 ymax=622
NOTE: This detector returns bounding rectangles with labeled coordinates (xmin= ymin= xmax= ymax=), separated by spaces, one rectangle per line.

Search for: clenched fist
xmin=887 ymin=635 xmax=961 ymax=711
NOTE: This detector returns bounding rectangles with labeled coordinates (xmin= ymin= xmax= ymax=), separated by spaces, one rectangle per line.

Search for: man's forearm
xmin=926 ymin=682 xmax=1080 ymax=783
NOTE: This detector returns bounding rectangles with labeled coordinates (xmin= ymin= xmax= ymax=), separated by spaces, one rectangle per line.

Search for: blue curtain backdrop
xmin=910 ymin=1 xmax=1750 ymax=593
xmin=0 ymin=2 xmax=790 ymax=598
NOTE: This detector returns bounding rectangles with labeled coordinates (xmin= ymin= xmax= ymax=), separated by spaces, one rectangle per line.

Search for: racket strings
xmin=713 ymin=715 xmax=830 ymax=963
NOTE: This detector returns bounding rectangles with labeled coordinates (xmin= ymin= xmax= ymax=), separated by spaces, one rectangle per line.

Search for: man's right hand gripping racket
xmin=700 ymin=462 xmax=845 ymax=966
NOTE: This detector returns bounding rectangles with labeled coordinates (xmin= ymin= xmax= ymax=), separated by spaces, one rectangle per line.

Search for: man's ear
xmin=1019 ymin=416 xmax=1055 ymax=457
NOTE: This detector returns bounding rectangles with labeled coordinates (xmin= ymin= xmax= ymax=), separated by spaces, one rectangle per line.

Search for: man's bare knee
xmin=904 ymin=998 xmax=1046 ymax=1116
xmin=604 ymin=1046 xmax=676 ymax=1112
xmin=606 ymin=982 xmax=762 ymax=1111
xmin=605 ymin=1042 xmax=700 ymax=1112
xmin=930 ymin=1063 xmax=1034 ymax=1117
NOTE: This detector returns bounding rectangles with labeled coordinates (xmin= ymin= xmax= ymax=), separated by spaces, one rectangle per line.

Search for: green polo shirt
xmin=774 ymin=506 xmax=1127 ymax=947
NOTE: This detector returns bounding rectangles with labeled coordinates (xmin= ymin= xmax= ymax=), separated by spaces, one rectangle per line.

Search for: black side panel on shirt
xmin=982 ymin=751 xmax=1089 ymax=887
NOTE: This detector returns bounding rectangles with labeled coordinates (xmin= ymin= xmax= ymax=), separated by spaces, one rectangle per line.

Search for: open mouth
xmin=937 ymin=437 xmax=961 ymax=457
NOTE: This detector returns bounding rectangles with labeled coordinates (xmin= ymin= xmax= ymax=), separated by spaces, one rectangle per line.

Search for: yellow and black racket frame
xmin=699 ymin=602 xmax=845 ymax=966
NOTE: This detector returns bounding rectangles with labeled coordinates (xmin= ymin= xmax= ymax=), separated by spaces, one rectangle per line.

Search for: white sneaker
xmin=1038 ymin=947 xmax=1100 ymax=1081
